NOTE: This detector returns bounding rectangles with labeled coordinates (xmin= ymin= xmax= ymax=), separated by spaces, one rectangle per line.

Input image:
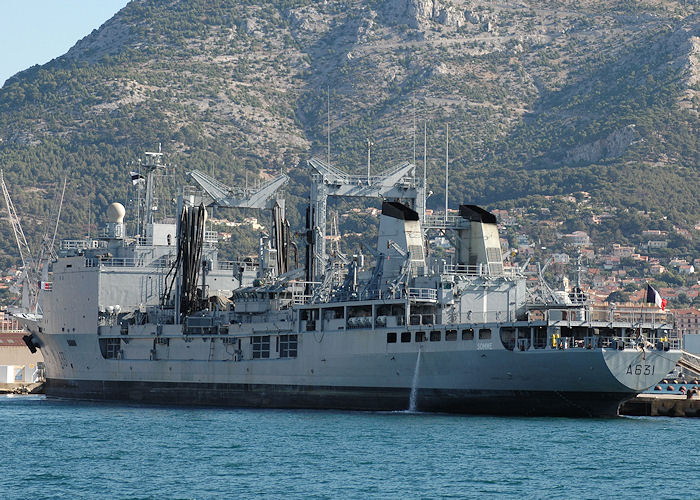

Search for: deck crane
xmin=188 ymin=170 xmax=288 ymax=210
xmin=306 ymin=157 xmax=423 ymax=282
xmin=37 ymin=176 xmax=67 ymax=275
xmin=187 ymin=169 xmax=290 ymax=278
xmin=0 ymin=171 xmax=67 ymax=314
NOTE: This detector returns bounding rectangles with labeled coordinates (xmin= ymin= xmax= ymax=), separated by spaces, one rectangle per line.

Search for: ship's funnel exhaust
xmin=376 ymin=201 xmax=426 ymax=278
xmin=455 ymin=205 xmax=503 ymax=275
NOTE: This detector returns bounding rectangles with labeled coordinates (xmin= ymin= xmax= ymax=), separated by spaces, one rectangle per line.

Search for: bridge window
xmin=479 ymin=328 xmax=492 ymax=340
xmin=446 ymin=329 xmax=457 ymax=341
xmin=401 ymin=332 xmax=411 ymax=343
xmin=387 ymin=332 xmax=397 ymax=343
xmin=251 ymin=336 xmax=270 ymax=359
xmin=279 ymin=335 xmax=297 ymax=358
xmin=415 ymin=331 xmax=426 ymax=343
xmin=462 ymin=328 xmax=474 ymax=340
xmin=430 ymin=330 xmax=441 ymax=342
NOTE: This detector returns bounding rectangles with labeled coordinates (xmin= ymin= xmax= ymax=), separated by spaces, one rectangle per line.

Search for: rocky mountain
xmin=0 ymin=0 xmax=698 ymax=268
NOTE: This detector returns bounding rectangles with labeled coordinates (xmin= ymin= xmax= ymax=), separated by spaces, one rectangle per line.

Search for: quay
xmin=620 ymin=393 xmax=700 ymax=417
xmin=619 ymin=351 xmax=700 ymax=417
xmin=0 ymin=381 xmax=44 ymax=395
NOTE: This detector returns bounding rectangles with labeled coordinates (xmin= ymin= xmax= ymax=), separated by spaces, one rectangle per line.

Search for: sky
xmin=0 ymin=0 xmax=131 ymax=87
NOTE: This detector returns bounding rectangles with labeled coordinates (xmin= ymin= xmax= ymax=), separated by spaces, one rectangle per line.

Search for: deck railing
xmin=442 ymin=263 xmax=516 ymax=278
xmin=423 ymin=214 xmax=469 ymax=229
xmin=407 ymin=287 xmax=438 ymax=301
xmin=552 ymin=335 xmax=680 ymax=351
xmin=217 ymin=259 xmax=259 ymax=271
xmin=586 ymin=305 xmax=673 ymax=325
xmin=86 ymin=257 xmax=173 ymax=269
xmin=290 ymin=281 xmax=321 ymax=305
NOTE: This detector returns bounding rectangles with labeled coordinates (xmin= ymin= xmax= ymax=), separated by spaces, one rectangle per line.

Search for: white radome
xmin=106 ymin=202 xmax=126 ymax=223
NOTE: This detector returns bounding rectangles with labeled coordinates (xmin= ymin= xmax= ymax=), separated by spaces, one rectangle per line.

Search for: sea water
xmin=1 ymin=395 xmax=697 ymax=499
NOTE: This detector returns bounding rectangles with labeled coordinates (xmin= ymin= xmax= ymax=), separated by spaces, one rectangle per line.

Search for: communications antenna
xmin=413 ymin=106 xmax=416 ymax=166
xmin=366 ymin=138 xmax=372 ymax=180
xmin=423 ymin=121 xmax=427 ymax=221
xmin=37 ymin=175 xmax=67 ymax=269
xmin=444 ymin=123 xmax=449 ymax=224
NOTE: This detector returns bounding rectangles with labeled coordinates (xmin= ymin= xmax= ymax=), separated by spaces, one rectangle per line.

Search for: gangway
xmin=678 ymin=351 xmax=700 ymax=376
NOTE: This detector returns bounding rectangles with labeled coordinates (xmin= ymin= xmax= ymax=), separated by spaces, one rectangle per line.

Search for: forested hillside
xmin=0 ymin=0 xmax=698 ymax=269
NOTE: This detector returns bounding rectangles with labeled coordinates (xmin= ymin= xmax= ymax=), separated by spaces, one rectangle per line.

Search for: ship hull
xmin=45 ymin=377 xmax=631 ymax=417
xmin=30 ymin=325 xmax=681 ymax=419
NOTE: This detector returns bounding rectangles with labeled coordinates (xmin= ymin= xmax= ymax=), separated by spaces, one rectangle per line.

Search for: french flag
xmin=646 ymin=284 xmax=667 ymax=310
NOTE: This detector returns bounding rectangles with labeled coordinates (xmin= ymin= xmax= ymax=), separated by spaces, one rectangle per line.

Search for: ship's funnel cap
xmin=459 ymin=205 xmax=497 ymax=224
xmin=381 ymin=201 xmax=419 ymax=221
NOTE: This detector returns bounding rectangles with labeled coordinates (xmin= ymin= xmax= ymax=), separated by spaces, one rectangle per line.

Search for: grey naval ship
xmin=17 ymin=152 xmax=682 ymax=417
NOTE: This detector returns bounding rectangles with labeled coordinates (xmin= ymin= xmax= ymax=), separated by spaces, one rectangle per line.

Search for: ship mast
xmin=444 ymin=123 xmax=449 ymax=224
xmin=423 ymin=121 xmax=427 ymax=221
xmin=141 ymin=147 xmax=165 ymax=238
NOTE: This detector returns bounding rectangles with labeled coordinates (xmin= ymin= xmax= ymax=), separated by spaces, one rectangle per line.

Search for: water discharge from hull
xmin=408 ymin=349 xmax=421 ymax=412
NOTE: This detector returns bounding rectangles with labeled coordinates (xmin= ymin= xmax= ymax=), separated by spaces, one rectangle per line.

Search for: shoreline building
xmin=0 ymin=310 xmax=44 ymax=387
xmin=674 ymin=308 xmax=700 ymax=355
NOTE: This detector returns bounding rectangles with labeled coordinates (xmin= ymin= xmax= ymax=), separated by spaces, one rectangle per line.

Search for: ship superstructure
xmin=17 ymin=154 xmax=682 ymax=417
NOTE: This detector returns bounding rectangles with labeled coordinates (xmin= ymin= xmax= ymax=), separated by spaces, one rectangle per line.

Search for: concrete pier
xmin=0 ymin=382 xmax=45 ymax=394
xmin=620 ymin=393 xmax=700 ymax=417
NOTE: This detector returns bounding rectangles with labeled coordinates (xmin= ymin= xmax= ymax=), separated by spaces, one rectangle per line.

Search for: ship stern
xmin=603 ymin=347 xmax=682 ymax=392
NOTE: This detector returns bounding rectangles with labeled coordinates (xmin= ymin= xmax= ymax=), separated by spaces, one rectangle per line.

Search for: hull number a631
xmin=626 ymin=364 xmax=655 ymax=376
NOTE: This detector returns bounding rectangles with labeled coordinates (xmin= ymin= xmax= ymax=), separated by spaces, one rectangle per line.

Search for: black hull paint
xmin=46 ymin=378 xmax=634 ymax=417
